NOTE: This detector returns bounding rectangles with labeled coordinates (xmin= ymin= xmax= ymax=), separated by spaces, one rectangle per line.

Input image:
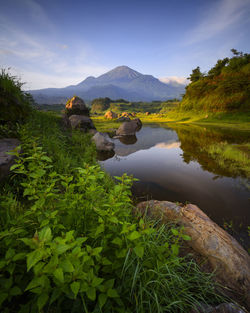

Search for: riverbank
xmin=91 ymin=110 xmax=250 ymax=133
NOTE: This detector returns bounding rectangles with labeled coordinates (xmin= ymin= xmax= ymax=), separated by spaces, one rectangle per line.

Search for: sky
xmin=1 ymin=0 xmax=250 ymax=90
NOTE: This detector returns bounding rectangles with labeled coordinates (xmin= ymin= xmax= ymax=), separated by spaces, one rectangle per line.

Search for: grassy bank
xmin=0 ymin=110 xmax=226 ymax=313
xmin=91 ymin=110 xmax=250 ymax=132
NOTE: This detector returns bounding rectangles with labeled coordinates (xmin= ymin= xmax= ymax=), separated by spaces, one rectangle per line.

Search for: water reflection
xmin=118 ymin=135 xmax=137 ymax=145
xmin=100 ymin=124 xmax=250 ymax=235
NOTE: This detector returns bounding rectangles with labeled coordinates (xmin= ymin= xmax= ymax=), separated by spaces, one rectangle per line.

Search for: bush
xmin=0 ymin=69 xmax=33 ymax=125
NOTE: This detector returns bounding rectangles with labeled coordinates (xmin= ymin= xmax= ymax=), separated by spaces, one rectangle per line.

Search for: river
xmin=99 ymin=123 xmax=250 ymax=245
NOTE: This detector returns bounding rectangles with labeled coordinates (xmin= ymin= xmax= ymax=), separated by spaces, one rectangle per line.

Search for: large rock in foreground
xmin=69 ymin=115 xmax=95 ymax=132
xmin=136 ymin=200 xmax=250 ymax=305
xmin=92 ymin=132 xmax=115 ymax=151
xmin=65 ymin=96 xmax=89 ymax=116
xmin=0 ymin=138 xmax=20 ymax=180
xmin=116 ymin=118 xmax=142 ymax=136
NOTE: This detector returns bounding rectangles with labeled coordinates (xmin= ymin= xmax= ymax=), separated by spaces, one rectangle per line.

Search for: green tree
xmin=188 ymin=66 xmax=204 ymax=82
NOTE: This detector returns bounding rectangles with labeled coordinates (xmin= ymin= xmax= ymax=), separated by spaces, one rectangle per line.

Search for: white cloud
xmin=155 ymin=142 xmax=180 ymax=149
xmin=185 ymin=0 xmax=250 ymax=44
xmin=159 ymin=76 xmax=189 ymax=85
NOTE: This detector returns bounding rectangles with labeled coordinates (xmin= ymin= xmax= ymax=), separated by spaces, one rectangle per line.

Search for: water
xmin=99 ymin=123 xmax=250 ymax=240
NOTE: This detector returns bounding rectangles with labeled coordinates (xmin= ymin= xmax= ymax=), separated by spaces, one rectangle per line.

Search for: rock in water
xmin=65 ymin=96 xmax=89 ymax=116
xmin=92 ymin=132 xmax=115 ymax=151
xmin=69 ymin=115 xmax=95 ymax=132
xmin=116 ymin=118 xmax=142 ymax=136
xmin=0 ymin=138 xmax=20 ymax=180
xmin=104 ymin=111 xmax=118 ymax=119
xmin=136 ymin=200 xmax=250 ymax=305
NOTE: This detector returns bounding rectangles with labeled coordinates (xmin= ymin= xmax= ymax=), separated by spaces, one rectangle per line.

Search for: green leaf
xmin=10 ymin=286 xmax=22 ymax=296
xmin=60 ymin=259 xmax=74 ymax=272
xmin=182 ymin=234 xmax=191 ymax=241
xmin=70 ymin=281 xmax=80 ymax=297
xmin=127 ymin=231 xmax=141 ymax=241
xmin=104 ymin=279 xmax=115 ymax=289
xmin=86 ymin=287 xmax=96 ymax=301
xmin=27 ymin=250 xmax=43 ymax=271
xmin=5 ymin=248 xmax=15 ymax=260
xmin=49 ymin=288 xmax=61 ymax=305
xmin=92 ymin=276 xmax=104 ymax=288
xmin=25 ymin=277 xmax=43 ymax=291
xmin=13 ymin=253 xmax=26 ymax=261
xmin=112 ymin=237 xmax=123 ymax=246
xmin=54 ymin=268 xmax=64 ymax=283
xmin=0 ymin=293 xmax=8 ymax=307
xmin=171 ymin=244 xmax=179 ymax=256
xmin=39 ymin=226 xmax=52 ymax=242
xmin=98 ymin=293 xmax=107 ymax=308
xmin=107 ymin=288 xmax=119 ymax=298
xmin=55 ymin=244 xmax=70 ymax=255
xmin=171 ymin=228 xmax=179 ymax=236
xmin=37 ymin=292 xmax=49 ymax=311
xmin=134 ymin=246 xmax=144 ymax=258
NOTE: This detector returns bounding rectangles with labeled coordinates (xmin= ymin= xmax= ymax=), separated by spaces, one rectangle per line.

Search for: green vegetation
xmin=179 ymin=49 xmax=250 ymax=112
xmin=90 ymin=97 xmax=179 ymax=114
xmin=0 ymin=69 xmax=33 ymax=138
xmin=0 ymin=111 xmax=225 ymax=312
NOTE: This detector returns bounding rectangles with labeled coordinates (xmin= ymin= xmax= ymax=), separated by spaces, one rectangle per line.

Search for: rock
xmin=118 ymin=135 xmax=137 ymax=145
xmin=88 ymin=129 xmax=97 ymax=135
xmin=190 ymin=303 xmax=247 ymax=313
xmin=104 ymin=111 xmax=118 ymax=119
xmin=121 ymin=112 xmax=130 ymax=118
xmin=69 ymin=115 xmax=96 ymax=132
xmin=0 ymin=138 xmax=21 ymax=180
xmin=65 ymin=96 xmax=89 ymax=116
xmin=62 ymin=114 xmax=71 ymax=129
xmin=136 ymin=200 xmax=250 ymax=304
xmin=92 ymin=132 xmax=115 ymax=151
xmin=116 ymin=118 xmax=142 ymax=136
xmin=117 ymin=116 xmax=130 ymax=122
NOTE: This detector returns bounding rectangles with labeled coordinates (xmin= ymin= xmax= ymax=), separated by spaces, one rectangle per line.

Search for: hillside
xmin=179 ymin=50 xmax=250 ymax=112
xmin=29 ymin=66 xmax=185 ymax=104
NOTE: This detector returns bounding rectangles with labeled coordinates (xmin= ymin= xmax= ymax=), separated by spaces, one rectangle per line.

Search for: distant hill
xmin=29 ymin=66 xmax=185 ymax=104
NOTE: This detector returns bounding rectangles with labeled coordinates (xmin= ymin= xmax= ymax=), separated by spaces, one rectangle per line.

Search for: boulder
xmin=116 ymin=118 xmax=142 ymax=136
xmin=69 ymin=115 xmax=96 ymax=132
xmin=136 ymin=200 xmax=250 ymax=304
xmin=0 ymin=138 xmax=21 ymax=180
xmin=62 ymin=114 xmax=71 ymax=129
xmin=92 ymin=132 xmax=115 ymax=151
xmin=104 ymin=111 xmax=118 ymax=119
xmin=117 ymin=116 xmax=130 ymax=122
xmin=65 ymin=96 xmax=89 ymax=116
xmin=190 ymin=303 xmax=247 ymax=313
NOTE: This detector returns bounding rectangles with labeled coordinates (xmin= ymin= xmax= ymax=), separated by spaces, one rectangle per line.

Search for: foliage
xmin=91 ymin=97 xmax=112 ymax=113
xmin=180 ymin=50 xmax=250 ymax=112
xmin=0 ymin=111 xmax=224 ymax=312
xmin=0 ymin=69 xmax=33 ymax=127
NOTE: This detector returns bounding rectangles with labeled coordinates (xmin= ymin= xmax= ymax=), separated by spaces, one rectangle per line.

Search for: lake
xmin=99 ymin=123 xmax=250 ymax=244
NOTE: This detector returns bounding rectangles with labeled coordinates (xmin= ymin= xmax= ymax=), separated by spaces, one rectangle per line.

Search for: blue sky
xmin=1 ymin=0 xmax=250 ymax=89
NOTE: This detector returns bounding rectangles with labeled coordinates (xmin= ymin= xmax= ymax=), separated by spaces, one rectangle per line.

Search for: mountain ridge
xmin=29 ymin=65 xmax=185 ymax=104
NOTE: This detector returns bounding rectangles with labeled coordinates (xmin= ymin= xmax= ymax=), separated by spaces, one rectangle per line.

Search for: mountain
xmin=29 ymin=66 xmax=185 ymax=104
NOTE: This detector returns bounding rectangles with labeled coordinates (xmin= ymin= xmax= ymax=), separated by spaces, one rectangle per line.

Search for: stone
xmin=116 ymin=118 xmax=142 ymax=136
xmin=62 ymin=113 xmax=71 ymax=129
xmin=104 ymin=111 xmax=118 ymax=119
xmin=65 ymin=96 xmax=89 ymax=116
xmin=117 ymin=116 xmax=130 ymax=122
xmin=92 ymin=132 xmax=115 ymax=151
xmin=0 ymin=138 xmax=21 ymax=180
xmin=136 ymin=200 xmax=250 ymax=305
xmin=190 ymin=303 xmax=247 ymax=313
xmin=69 ymin=115 xmax=96 ymax=132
